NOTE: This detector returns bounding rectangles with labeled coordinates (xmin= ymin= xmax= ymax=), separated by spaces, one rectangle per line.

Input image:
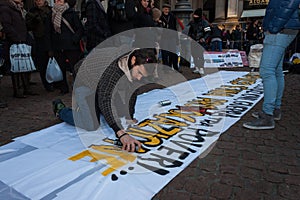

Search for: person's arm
xmin=201 ymin=20 xmax=211 ymax=42
xmin=97 ymin=65 xmax=141 ymax=152
xmin=71 ymin=11 xmax=84 ymax=44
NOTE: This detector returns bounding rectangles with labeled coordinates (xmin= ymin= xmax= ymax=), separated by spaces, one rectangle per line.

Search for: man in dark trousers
xmin=160 ymin=3 xmax=179 ymax=71
xmin=188 ymin=8 xmax=211 ymax=73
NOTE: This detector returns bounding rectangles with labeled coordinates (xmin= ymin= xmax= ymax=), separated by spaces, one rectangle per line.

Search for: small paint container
xmin=159 ymin=100 xmax=171 ymax=106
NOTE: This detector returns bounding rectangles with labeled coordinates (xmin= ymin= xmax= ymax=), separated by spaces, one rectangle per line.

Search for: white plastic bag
xmin=248 ymin=44 xmax=263 ymax=68
xmin=9 ymin=44 xmax=36 ymax=72
xmin=46 ymin=58 xmax=63 ymax=83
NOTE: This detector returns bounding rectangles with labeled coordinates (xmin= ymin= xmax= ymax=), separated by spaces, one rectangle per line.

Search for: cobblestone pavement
xmin=0 ymin=68 xmax=299 ymax=199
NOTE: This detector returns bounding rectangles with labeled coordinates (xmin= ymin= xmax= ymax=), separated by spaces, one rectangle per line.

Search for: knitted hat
xmin=194 ymin=8 xmax=202 ymax=17
xmin=152 ymin=8 xmax=162 ymax=20
xmin=162 ymin=3 xmax=171 ymax=8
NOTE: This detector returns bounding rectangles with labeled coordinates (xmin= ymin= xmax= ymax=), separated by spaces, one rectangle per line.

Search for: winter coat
xmin=107 ymin=0 xmax=136 ymax=35
xmin=159 ymin=13 xmax=178 ymax=48
xmin=47 ymin=8 xmax=84 ymax=51
xmin=26 ymin=5 xmax=52 ymax=52
xmin=132 ymin=9 xmax=156 ymax=48
xmin=85 ymin=0 xmax=111 ymax=51
xmin=210 ymin=25 xmax=222 ymax=40
xmin=188 ymin=18 xmax=211 ymax=42
xmin=263 ymin=0 xmax=300 ymax=34
xmin=0 ymin=0 xmax=27 ymax=43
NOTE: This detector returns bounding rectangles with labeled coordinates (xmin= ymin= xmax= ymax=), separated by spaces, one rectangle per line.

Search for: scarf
xmin=52 ymin=3 xmax=69 ymax=33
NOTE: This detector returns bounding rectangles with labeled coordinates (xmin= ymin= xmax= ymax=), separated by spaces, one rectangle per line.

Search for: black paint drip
xmin=120 ymin=170 xmax=127 ymax=175
xmin=111 ymin=174 xmax=118 ymax=181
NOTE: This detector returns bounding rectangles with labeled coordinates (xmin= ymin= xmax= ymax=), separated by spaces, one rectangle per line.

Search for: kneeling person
xmin=53 ymin=48 xmax=157 ymax=152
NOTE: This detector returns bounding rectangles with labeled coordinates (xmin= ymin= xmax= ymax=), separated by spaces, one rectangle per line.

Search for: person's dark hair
xmin=128 ymin=48 xmax=157 ymax=76
xmin=129 ymin=48 xmax=157 ymax=67
xmin=135 ymin=0 xmax=147 ymax=14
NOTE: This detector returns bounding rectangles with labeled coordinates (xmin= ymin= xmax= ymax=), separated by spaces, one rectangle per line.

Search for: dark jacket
xmin=188 ymin=18 xmax=211 ymax=42
xmin=263 ymin=0 xmax=300 ymax=34
xmin=0 ymin=0 xmax=27 ymax=43
xmin=85 ymin=0 xmax=111 ymax=51
xmin=132 ymin=9 xmax=156 ymax=48
xmin=133 ymin=8 xmax=155 ymax=28
xmin=232 ymin=28 xmax=242 ymax=41
xmin=160 ymin=12 xmax=177 ymax=31
xmin=246 ymin=23 xmax=259 ymax=41
xmin=47 ymin=8 xmax=84 ymax=51
xmin=107 ymin=0 xmax=136 ymax=35
xmin=210 ymin=25 xmax=222 ymax=39
xmin=26 ymin=5 xmax=52 ymax=52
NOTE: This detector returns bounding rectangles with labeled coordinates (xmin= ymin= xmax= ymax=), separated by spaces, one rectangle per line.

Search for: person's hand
xmin=199 ymin=38 xmax=205 ymax=43
xmin=126 ymin=118 xmax=138 ymax=125
xmin=117 ymin=130 xmax=141 ymax=152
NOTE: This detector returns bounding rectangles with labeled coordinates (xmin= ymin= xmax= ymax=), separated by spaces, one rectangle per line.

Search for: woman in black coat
xmin=0 ymin=0 xmax=33 ymax=98
xmin=47 ymin=0 xmax=84 ymax=94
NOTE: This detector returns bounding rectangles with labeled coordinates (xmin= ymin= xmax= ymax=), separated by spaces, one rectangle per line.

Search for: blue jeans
xmin=211 ymin=41 xmax=222 ymax=52
xmin=260 ymin=32 xmax=297 ymax=115
xmin=59 ymin=107 xmax=75 ymax=126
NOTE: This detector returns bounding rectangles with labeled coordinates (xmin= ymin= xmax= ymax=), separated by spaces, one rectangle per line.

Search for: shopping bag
xmin=46 ymin=58 xmax=63 ymax=83
xmin=248 ymin=44 xmax=263 ymax=68
xmin=9 ymin=44 xmax=36 ymax=72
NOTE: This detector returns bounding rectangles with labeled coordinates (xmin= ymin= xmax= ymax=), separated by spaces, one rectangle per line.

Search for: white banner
xmin=0 ymin=71 xmax=263 ymax=200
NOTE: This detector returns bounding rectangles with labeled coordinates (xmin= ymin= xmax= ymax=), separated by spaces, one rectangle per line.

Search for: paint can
xmin=159 ymin=100 xmax=171 ymax=106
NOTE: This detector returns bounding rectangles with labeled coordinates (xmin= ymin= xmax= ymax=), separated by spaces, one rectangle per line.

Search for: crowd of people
xmin=0 ymin=0 xmax=299 ymax=150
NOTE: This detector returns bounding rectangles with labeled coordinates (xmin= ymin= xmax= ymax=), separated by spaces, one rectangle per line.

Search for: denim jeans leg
xmin=218 ymin=41 xmax=222 ymax=52
xmin=211 ymin=41 xmax=216 ymax=51
xmin=260 ymin=33 xmax=297 ymax=115
xmin=275 ymin=55 xmax=284 ymax=109
xmin=59 ymin=107 xmax=75 ymax=126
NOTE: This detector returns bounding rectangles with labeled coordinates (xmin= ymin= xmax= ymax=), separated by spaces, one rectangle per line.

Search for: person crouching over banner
xmin=52 ymin=48 xmax=157 ymax=152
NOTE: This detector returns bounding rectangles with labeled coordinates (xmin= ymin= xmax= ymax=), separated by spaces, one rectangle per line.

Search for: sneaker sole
xmin=251 ymin=113 xmax=281 ymax=121
xmin=243 ymin=123 xmax=275 ymax=130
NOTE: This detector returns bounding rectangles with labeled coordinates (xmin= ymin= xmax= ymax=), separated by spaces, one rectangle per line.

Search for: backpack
xmin=108 ymin=0 xmax=128 ymax=22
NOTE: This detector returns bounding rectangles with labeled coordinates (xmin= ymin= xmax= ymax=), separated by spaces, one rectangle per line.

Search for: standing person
xmin=48 ymin=0 xmax=84 ymax=94
xmin=246 ymin=19 xmax=259 ymax=54
xmin=232 ymin=25 xmax=242 ymax=50
xmin=107 ymin=0 xmax=136 ymax=34
xmin=85 ymin=0 xmax=111 ymax=52
xmin=26 ymin=0 xmax=53 ymax=92
xmin=159 ymin=3 xmax=179 ymax=71
xmin=0 ymin=0 xmax=34 ymax=98
xmin=133 ymin=0 xmax=154 ymax=28
xmin=132 ymin=0 xmax=156 ymax=58
xmin=243 ymin=0 xmax=300 ymax=130
xmin=210 ymin=24 xmax=222 ymax=52
xmin=188 ymin=8 xmax=211 ymax=73
xmin=52 ymin=48 xmax=157 ymax=152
